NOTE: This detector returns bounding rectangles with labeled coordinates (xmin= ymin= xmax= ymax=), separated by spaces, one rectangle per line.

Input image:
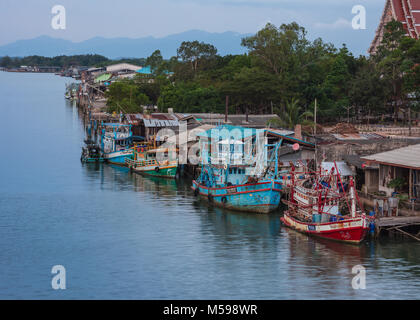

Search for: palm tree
xmin=267 ymin=98 xmax=314 ymax=129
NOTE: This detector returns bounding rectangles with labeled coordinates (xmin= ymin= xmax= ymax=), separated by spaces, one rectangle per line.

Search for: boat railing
xmin=104 ymin=132 xmax=131 ymax=139
xmin=292 ymin=206 xmax=364 ymax=220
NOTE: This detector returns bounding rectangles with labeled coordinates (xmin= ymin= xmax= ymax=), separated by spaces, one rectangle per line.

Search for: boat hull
xmin=103 ymin=150 xmax=133 ymax=166
xmin=192 ymin=180 xmax=281 ymax=213
xmin=132 ymin=164 xmax=178 ymax=179
xmin=281 ymin=212 xmax=369 ymax=244
xmin=81 ymin=157 xmax=105 ymax=163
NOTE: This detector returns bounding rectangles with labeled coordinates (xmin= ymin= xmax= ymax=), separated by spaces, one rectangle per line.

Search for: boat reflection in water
xmin=81 ymin=163 xmax=420 ymax=299
xmin=199 ymin=205 xmax=282 ymax=238
xmin=131 ymin=171 xmax=180 ymax=196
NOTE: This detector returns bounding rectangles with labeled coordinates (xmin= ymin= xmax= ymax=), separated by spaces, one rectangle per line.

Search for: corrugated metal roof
xmin=106 ymin=63 xmax=141 ymax=73
xmin=361 ymin=143 xmax=420 ymax=169
xmin=136 ymin=66 xmax=152 ymax=74
xmin=165 ymin=125 xmax=216 ymax=144
xmin=266 ymin=129 xmax=315 ymax=147
xmin=321 ymin=161 xmax=355 ymax=176
xmin=332 ymin=133 xmax=384 ymax=140
xmin=196 ymin=125 xmax=263 ymax=139
xmin=143 ymin=119 xmax=179 ymax=127
xmin=94 ymin=73 xmax=112 ymax=83
xmin=265 ymin=128 xmax=295 ymax=136
xmin=125 ymin=114 xmax=143 ymax=125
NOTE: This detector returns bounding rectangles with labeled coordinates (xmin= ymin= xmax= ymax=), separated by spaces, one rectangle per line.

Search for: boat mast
xmin=350 ymin=177 xmax=356 ymax=218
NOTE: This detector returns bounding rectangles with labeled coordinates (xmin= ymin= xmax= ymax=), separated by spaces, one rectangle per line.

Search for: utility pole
xmin=408 ymin=106 xmax=412 ymax=137
xmin=344 ymin=106 xmax=353 ymax=123
xmin=314 ymin=98 xmax=317 ymax=136
xmin=314 ymin=98 xmax=317 ymax=171
xmin=225 ymin=95 xmax=229 ymax=123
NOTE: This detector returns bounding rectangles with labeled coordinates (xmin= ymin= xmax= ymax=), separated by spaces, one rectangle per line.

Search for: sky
xmin=0 ymin=0 xmax=386 ymax=55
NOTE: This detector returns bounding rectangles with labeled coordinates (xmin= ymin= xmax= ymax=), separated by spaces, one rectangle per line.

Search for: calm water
xmin=0 ymin=71 xmax=419 ymax=299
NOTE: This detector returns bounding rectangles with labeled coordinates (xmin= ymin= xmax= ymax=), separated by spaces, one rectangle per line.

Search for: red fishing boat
xmin=280 ymin=163 xmax=369 ymax=244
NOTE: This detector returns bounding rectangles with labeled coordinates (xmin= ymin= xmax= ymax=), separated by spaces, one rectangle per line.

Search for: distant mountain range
xmin=0 ymin=30 xmax=251 ymax=59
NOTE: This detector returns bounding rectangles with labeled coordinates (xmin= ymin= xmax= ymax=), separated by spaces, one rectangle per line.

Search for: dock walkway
xmin=376 ymin=216 xmax=420 ymax=241
xmin=377 ymin=216 xmax=420 ymax=227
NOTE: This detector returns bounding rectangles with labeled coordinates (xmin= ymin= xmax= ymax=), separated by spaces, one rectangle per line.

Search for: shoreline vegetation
xmin=1 ymin=21 xmax=419 ymax=127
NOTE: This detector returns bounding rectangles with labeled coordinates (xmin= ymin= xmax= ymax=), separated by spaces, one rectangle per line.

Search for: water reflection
xmin=81 ymin=161 xmax=420 ymax=299
xmin=73 ymin=99 xmax=420 ymax=299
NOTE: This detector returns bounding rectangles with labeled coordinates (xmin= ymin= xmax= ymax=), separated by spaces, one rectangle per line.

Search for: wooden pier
xmin=375 ymin=216 xmax=420 ymax=241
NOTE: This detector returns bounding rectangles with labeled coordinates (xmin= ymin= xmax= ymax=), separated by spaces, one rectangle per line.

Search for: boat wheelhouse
xmin=100 ymin=123 xmax=133 ymax=165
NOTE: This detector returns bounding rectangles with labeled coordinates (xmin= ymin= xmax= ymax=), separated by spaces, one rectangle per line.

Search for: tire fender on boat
xmin=221 ymin=196 xmax=227 ymax=204
xmin=154 ymin=166 xmax=160 ymax=172
xmin=208 ymin=193 xmax=213 ymax=202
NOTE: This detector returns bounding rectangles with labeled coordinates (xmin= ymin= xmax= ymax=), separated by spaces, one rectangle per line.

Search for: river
xmin=0 ymin=71 xmax=419 ymax=299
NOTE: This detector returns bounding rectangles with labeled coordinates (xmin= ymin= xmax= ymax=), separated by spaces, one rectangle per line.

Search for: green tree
xmin=375 ymin=20 xmax=406 ymax=122
xmin=320 ymin=46 xmax=355 ymax=120
xmin=105 ymin=81 xmax=150 ymax=113
xmin=0 ymin=56 xmax=13 ymax=68
xmin=268 ymin=98 xmax=313 ymax=129
xmin=241 ymin=22 xmax=309 ymax=75
xmin=177 ymin=41 xmax=217 ymax=74
xmin=158 ymin=82 xmax=223 ymax=113
xmin=349 ymin=57 xmax=387 ymax=121
xmin=146 ymin=50 xmax=163 ymax=74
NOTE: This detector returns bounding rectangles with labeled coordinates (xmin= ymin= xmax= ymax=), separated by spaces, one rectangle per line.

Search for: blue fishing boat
xmin=192 ymin=165 xmax=282 ymax=213
xmin=100 ymin=123 xmax=133 ymax=165
xmin=191 ymin=125 xmax=283 ymax=213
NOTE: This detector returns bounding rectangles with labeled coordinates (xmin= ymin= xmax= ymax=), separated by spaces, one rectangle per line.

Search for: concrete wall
xmin=356 ymin=125 xmax=420 ymax=136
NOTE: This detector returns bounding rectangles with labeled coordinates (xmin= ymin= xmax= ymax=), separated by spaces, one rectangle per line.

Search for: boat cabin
xmin=101 ymin=123 xmax=133 ymax=153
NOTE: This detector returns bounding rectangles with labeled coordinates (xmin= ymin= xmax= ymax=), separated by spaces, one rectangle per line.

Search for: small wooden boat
xmin=126 ymin=145 xmax=178 ymax=179
xmin=280 ymin=164 xmax=369 ymax=244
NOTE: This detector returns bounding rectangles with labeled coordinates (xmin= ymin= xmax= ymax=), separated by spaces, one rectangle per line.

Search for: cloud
xmin=313 ymin=18 xmax=352 ymax=29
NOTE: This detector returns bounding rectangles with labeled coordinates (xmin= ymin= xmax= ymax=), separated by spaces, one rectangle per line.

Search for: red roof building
xmin=369 ymin=0 xmax=420 ymax=54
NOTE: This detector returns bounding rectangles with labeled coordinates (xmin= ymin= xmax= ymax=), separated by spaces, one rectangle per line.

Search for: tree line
xmin=0 ymin=54 xmax=110 ymax=68
xmin=105 ymin=21 xmax=420 ymax=128
xmin=2 ymin=20 xmax=419 ymax=128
